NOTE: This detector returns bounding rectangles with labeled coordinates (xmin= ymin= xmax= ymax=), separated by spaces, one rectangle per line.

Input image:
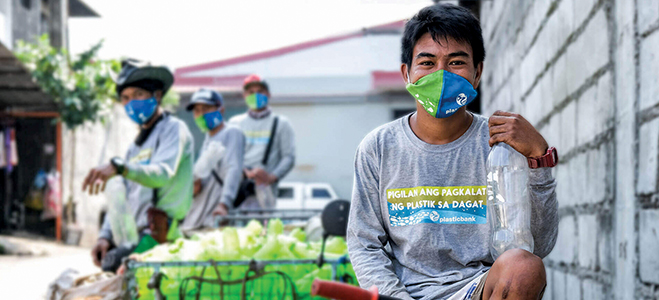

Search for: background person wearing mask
xmin=229 ymin=74 xmax=295 ymax=209
xmin=82 ymin=59 xmax=194 ymax=269
xmin=181 ymin=88 xmax=245 ymax=230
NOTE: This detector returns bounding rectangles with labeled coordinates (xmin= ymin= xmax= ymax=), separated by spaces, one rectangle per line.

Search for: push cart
xmin=123 ymin=257 xmax=355 ymax=300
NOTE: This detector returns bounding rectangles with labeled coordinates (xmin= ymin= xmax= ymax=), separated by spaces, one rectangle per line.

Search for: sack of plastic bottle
xmin=193 ymin=141 xmax=226 ymax=179
xmin=486 ymin=143 xmax=534 ymax=260
xmin=255 ymin=184 xmax=276 ymax=209
xmin=105 ymin=178 xmax=139 ymax=247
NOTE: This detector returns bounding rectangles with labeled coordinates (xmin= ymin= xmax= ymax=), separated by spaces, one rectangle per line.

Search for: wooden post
xmin=55 ymin=121 xmax=62 ymax=242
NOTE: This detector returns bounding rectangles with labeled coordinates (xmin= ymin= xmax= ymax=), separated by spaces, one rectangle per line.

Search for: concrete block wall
xmin=480 ymin=0 xmax=659 ymax=298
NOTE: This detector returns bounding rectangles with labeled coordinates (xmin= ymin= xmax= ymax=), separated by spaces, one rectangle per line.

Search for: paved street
xmin=0 ymin=235 xmax=99 ymax=300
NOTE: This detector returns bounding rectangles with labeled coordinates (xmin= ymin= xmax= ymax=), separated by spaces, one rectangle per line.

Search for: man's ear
xmin=400 ymin=63 xmax=409 ymax=84
xmin=154 ymin=90 xmax=164 ymax=103
xmin=220 ymin=106 xmax=225 ymax=114
xmin=265 ymin=91 xmax=271 ymax=98
xmin=473 ymin=62 xmax=484 ymax=89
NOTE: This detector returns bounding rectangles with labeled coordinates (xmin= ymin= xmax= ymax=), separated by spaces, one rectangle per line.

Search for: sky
xmin=68 ymin=0 xmax=435 ymax=69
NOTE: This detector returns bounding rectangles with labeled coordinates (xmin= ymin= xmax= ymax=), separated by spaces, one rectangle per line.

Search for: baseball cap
xmin=243 ymin=74 xmax=269 ymax=91
xmin=186 ymin=88 xmax=223 ymax=111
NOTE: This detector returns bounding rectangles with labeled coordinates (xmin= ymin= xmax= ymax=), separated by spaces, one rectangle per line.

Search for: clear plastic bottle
xmin=486 ymin=143 xmax=534 ymax=260
xmin=105 ymin=178 xmax=139 ymax=247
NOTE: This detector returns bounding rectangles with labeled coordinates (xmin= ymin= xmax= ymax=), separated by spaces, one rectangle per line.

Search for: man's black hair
xmin=401 ymin=3 xmax=485 ymax=68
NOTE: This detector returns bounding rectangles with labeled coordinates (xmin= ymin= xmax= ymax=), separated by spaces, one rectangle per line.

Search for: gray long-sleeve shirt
xmin=346 ymin=113 xmax=558 ymax=300
xmin=99 ymin=114 xmax=194 ymax=243
xmin=229 ymin=112 xmax=295 ymax=180
xmin=181 ymin=124 xmax=245 ymax=230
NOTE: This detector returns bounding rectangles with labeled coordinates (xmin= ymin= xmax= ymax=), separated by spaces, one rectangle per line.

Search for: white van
xmin=276 ymin=182 xmax=338 ymax=210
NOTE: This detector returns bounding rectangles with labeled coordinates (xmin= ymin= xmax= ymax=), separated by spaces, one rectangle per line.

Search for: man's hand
xmin=147 ymin=207 xmax=169 ymax=244
xmin=213 ymin=203 xmax=229 ymax=216
xmin=91 ymin=238 xmax=112 ymax=267
xmin=82 ymin=164 xmax=117 ymax=195
xmin=193 ymin=179 xmax=202 ymax=197
xmin=213 ymin=203 xmax=230 ymax=226
xmin=245 ymin=168 xmax=277 ymax=185
xmin=488 ymin=111 xmax=549 ymax=158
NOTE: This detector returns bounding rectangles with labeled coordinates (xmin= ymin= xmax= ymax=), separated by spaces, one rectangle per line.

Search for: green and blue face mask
xmin=245 ymin=93 xmax=268 ymax=110
xmin=194 ymin=110 xmax=223 ymax=133
xmin=405 ymin=69 xmax=478 ymax=118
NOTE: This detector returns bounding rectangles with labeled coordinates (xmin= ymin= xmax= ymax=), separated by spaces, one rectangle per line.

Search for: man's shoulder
xmin=223 ymin=124 xmax=245 ymax=137
xmin=228 ymin=113 xmax=249 ymax=124
xmin=472 ymin=113 xmax=488 ymax=126
xmin=358 ymin=117 xmax=406 ymax=154
xmin=272 ymin=113 xmax=290 ymax=123
xmin=161 ymin=114 xmax=193 ymax=140
xmin=470 ymin=113 xmax=490 ymax=138
xmin=163 ymin=114 xmax=187 ymax=128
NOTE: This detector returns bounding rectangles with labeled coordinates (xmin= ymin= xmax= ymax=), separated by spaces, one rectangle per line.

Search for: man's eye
xmin=449 ymin=61 xmax=466 ymax=65
xmin=419 ymin=61 xmax=434 ymax=66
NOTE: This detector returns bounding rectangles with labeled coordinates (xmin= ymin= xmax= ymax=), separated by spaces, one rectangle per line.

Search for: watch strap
xmin=110 ymin=157 xmax=125 ymax=175
xmin=527 ymin=147 xmax=558 ymax=169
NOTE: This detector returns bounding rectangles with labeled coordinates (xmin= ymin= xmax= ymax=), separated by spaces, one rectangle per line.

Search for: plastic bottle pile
xmin=132 ymin=219 xmax=355 ymax=300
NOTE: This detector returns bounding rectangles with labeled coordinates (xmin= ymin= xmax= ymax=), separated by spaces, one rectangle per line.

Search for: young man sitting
xmin=347 ymin=4 xmax=558 ymax=300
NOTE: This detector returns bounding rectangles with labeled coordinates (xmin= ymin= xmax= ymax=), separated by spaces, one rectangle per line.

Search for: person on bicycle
xmin=347 ymin=4 xmax=558 ymax=300
xmin=82 ymin=59 xmax=194 ymax=269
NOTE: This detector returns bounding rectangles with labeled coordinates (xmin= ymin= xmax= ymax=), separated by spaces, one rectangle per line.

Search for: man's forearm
xmin=528 ymin=168 xmax=558 ymax=258
xmin=98 ymin=215 xmax=114 ymax=242
xmin=271 ymin=155 xmax=294 ymax=179
xmin=347 ymin=233 xmax=414 ymax=300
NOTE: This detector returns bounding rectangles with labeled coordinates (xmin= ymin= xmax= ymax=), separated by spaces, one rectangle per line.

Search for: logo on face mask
xmin=456 ymin=93 xmax=468 ymax=106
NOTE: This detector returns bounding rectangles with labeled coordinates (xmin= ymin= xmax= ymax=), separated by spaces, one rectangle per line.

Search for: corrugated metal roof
xmin=69 ymin=0 xmax=100 ymax=17
xmin=0 ymin=42 xmax=57 ymax=112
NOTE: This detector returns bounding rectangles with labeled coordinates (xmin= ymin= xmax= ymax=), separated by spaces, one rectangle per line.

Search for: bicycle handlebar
xmin=311 ymin=279 xmax=400 ymax=300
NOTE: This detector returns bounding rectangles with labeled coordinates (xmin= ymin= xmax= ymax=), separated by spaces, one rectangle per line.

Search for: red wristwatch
xmin=527 ymin=147 xmax=558 ymax=169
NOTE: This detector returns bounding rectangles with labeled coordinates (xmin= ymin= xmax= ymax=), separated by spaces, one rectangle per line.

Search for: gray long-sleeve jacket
xmin=181 ymin=124 xmax=245 ymax=230
xmin=229 ymin=111 xmax=295 ymax=180
xmin=99 ymin=113 xmax=194 ymax=243
xmin=346 ymin=114 xmax=558 ymax=300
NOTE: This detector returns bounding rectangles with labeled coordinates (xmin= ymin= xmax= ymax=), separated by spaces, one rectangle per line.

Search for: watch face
xmin=111 ymin=157 xmax=125 ymax=173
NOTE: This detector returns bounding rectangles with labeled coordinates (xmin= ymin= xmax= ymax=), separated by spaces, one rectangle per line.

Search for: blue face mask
xmin=405 ymin=69 xmax=478 ymax=118
xmin=125 ymin=97 xmax=158 ymax=125
xmin=195 ymin=110 xmax=223 ymax=133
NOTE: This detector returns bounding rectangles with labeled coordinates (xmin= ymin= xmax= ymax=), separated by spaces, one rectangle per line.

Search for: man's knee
xmin=497 ymin=249 xmax=544 ymax=270
xmin=488 ymin=249 xmax=546 ymax=298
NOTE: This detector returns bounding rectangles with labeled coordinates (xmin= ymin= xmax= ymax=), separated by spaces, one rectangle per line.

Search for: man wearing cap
xmin=181 ymin=88 xmax=245 ymax=230
xmin=229 ymin=74 xmax=295 ymax=209
xmin=82 ymin=59 xmax=194 ymax=269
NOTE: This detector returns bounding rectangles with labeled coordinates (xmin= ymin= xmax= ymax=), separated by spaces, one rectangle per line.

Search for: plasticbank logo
xmin=430 ymin=211 xmax=440 ymax=222
xmin=456 ymin=93 xmax=468 ymax=106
